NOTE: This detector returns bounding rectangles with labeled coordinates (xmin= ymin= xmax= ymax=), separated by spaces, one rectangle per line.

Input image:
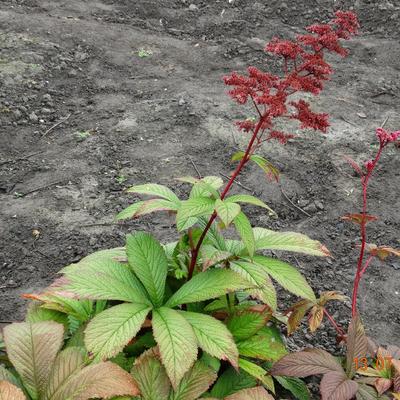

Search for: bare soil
xmin=1 ymin=0 xmax=399 ymax=359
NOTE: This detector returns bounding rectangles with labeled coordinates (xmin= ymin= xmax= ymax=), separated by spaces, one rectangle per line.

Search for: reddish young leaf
xmin=320 ymin=371 xmax=358 ymax=400
xmin=365 ymin=244 xmax=400 ymax=261
xmin=318 ymin=291 xmax=347 ymax=307
xmin=341 ymin=214 xmax=378 ymax=225
xmin=271 ymin=348 xmax=343 ymax=377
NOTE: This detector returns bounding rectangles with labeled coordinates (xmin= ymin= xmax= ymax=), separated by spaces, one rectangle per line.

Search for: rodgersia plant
xmin=0 ymin=11 xmax=364 ymax=400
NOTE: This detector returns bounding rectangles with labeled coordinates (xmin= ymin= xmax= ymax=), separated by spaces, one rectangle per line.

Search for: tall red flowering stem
xmin=187 ymin=11 xmax=359 ymax=282
xmin=350 ymin=128 xmax=399 ymax=316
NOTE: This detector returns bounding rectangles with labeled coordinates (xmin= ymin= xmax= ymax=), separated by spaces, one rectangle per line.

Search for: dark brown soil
xmin=1 ymin=0 xmax=399 ymax=361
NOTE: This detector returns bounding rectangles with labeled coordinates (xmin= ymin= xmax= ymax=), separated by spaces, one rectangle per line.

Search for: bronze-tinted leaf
xmin=225 ymin=386 xmax=275 ymax=399
xmin=365 ymin=244 xmax=400 ymax=261
xmin=318 ymin=291 xmax=348 ymax=307
xmin=346 ymin=315 xmax=368 ymax=378
xmin=374 ymin=378 xmax=392 ymax=395
xmin=320 ymin=371 xmax=358 ymax=400
xmin=3 ymin=322 xmax=64 ymax=399
xmin=51 ymin=361 xmax=139 ymax=400
xmin=286 ymin=299 xmax=313 ymax=335
xmin=271 ymin=348 xmax=343 ymax=377
xmin=0 ymin=381 xmax=26 ymax=400
xmin=308 ymin=305 xmax=324 ymax=333
xmin=342 ymin=214 xmax=378 ymax=225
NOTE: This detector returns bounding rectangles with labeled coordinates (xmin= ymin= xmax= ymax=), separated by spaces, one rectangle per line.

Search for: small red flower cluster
xmin=223 ymin=11 xmax=359 ymax=143
xmin=376 ymin=127 xmax=400 ymax=147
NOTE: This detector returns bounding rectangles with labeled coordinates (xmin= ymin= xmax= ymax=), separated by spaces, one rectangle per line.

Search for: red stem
xmin=187 ymin=115 xmax=267 ymax=280
xmin=351 ymin=143 xmax=384 ymax=317
xmin=323 ymin=308 xmax=346 ymax=337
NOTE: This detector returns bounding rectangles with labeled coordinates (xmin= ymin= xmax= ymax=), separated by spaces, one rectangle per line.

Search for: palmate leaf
xmin=76 ymin=247 xmax=126 ymax=264
xmin=253 ymin=228 xmax=331 ymax=257
xmin=62 ymin=259 xmax=150 ymax=305
xmin=126 ymin=232 xmax=168 ymax=307
xmin=320 ymin=371 xmax=358 ymax=400
xmin=51 ymin=361 xmax=139 ymax=400
xmin=346 ymin=315 xmax=368 ymax=378
xmin=152 ymin=307 xmax=198 ymax=388
xmin=227 ymin=307 xmax=272 ymax=341
xmin=131 ymin=348 xmax=171 ymax=400
xmin=116 ymin=199 xmax=179 ymax=220
xmin=126 ymin=183 xmax=180 ymax=204
xmin=170 ymin=361 xmax=218 ymax=400
xmin=210 ymin=367 xmax=257 ymax=398
xmin=252 ymin=256 xmax=316 ymax=302
xmin=176 ymin=197 xmax=216 ymax=231
xmin=165 ymin=269 xmax=253 ymax=308
xmin=0 ymin=381 xmax=26 ymax=400
xmin=225 ymin=194 xmax=275 ymax=216
xmin=3 ymin=321 xmax=64 ymax=399
xmin=43 ymin=347 xmax=85 ymax=400
xmin=179 ymin=311 xmax=239 ymax=368
xmin=287 ymin=300 xmax=314 ymax=335
xmin=271 ymin=348 xmax=343 ymax=377
xmin=234 ymin=212 xmax=255 ymax=257
xmin=225 ymin=386 xmax=275 ymax=399
xmin=84 ymin=303 xmax=152 ymax=360
xmin=215 ymin=199 xmax=241 ymax=227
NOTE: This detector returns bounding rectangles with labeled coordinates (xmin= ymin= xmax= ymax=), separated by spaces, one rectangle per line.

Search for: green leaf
xmin=77 ymin=247 xmax=126 ymax=264
xmin=3 ymin=322 xmax=64 ymax=399
xmin=176 ymin=197 xmax=216 ymax=231
xmin=197 ymin=217 xmax=227 ymax=251
xmin=50 ymin=361 xmax=139 ymax=400
xmin=215 ymin=199 xmax=241 ymax=227
xmin=170 ymin=361 xmax=217 ymax=400
xmin=84 ymin=303 xmax=151 ymax=360
xmin=239 ymin=358 xmax=275 ymax=392
xmin=252 ymin=256 xmax=316 ymax=302
xmin=116 ymin=199 xmax=179 ymax=220
xmin=152 ymin=307 xmax=198 ymax=388
xmin=0 ymin=365 xmax=22 ymax=389
xmin=234 ymin=212 xmax=255 ymax=257
xmin=179 ymin=311 xmax=239 ymax=368
xmin=245 ymin=282 xmax=277 ymax=311
xmin=253 ymin=228 xmax=330 ymax=257
xmin=190 ymin=180 xmax=220 ymax=199
xmin=165 ymin=269 xmax=253 ymax=308
xmin=62 ymin=259 xmax=151 ymax=305
xmin=225 ymin=194 xmax=275 ymax=216
xmin=210 ymin=367 xmax=257 ymax=398
xmin=126 ymin=232 xmax=168 ymax=307
xmin=131 ymin=348 xmax=171 ymax=400
xmin=274 ymin=376 xmax=311 ymax=400
xmin=44 ymin=347 xmax=85 ymax=400
xmin=230 ymin=260 xmax=270 ymax=288
xmin=126 ymin=183 xmax=180 ymax=204
xmin=227 ymin=307 xmax=272 ymax=341
xmin=25 ymin=303 xmax=69 ymax=327
xmin=237 ymin=326 xmax=287 ymax=362
xmin=249 ymin=154 xmax=280 ymax=182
